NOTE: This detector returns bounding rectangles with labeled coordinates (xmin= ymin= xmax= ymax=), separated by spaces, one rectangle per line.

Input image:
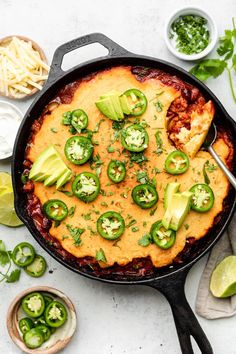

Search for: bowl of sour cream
xmin=0 ymin=100 xmax=23 ymax=160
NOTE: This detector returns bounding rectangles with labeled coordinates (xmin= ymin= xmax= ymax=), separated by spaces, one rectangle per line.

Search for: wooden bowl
xmin=0 ymin=35 xmax=48 ymax=100
xmin=6 ymin=286 xmax=77 ymax=354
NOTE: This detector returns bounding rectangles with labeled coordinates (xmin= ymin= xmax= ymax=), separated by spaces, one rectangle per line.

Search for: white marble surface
xmin=0 ymin=0 xmax=236 ymax=353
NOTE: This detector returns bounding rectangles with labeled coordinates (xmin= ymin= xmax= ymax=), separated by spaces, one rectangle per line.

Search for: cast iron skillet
xmin=12 ymin=33 xmax=236 ymax=354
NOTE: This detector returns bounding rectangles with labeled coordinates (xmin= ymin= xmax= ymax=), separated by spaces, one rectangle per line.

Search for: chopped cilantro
xmin=59 ymin=190 xmax=73 ymax=197
xmin=107 ymin=146 xmax=115 ymax=153
xmin=154 ymin=100 xmax=163 ymax=112
xmin=66 ymin=224 xmax=85 ymax=246
xmin=95 ymin=248 xmax=107 ymax=263
xmin=184 ymin=223 xmax=190 ymax=230
xmin=68 ymin=206 xmax=76 ymax=217
xmin=93 ymin=119 xmax=105 ymax=133
xmin=203 ymin=161 xmax=210 ymax=185
xmin=131 ymin=226 xmax=139 ymax=232
xmin=50 ymin=127 xmax=58 ymax=133
xmin=154 ymin=130 xmax=163 ymax=155
xmin=205 ymin=160 xmax=218 ymax=172
xmin=62 ymin=235 xmax=69 ymax=240
xmin=130 ymin=152 xmax=148 ymax=166
xmin=90 ymin=154 xmax=104 ymax=176
xmin=83 ymin=213 xmax=91 ymax=220
xmin=100 ymin=189 xmax=106 ymax=196
xmin=112 ymin=121 xmax=125 ymax=130
xmin=138 ymin=233 xmax=153 ymax=247
xmin=54 ymin=220 xmax=61 ymax=228
xmin=152 ymin=167 xmax=161 ymax=175
xmin=150 ymin=207 xmax=157 ymax=216
xmin=127 ymin=219 xmax=137 ymax=228
xmin=87 ymin=226 xmax=97 ymax=235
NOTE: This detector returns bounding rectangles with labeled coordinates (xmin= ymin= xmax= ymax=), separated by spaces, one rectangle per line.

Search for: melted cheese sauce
xmin=28 ymin=67 xmax=230 ymax=268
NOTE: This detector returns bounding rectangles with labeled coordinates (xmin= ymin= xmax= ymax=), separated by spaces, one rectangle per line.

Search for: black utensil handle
xmin=47 ymin=32 xmax=129 ymax=84
xmin=148 ymin=269 xmax=213 ymax=354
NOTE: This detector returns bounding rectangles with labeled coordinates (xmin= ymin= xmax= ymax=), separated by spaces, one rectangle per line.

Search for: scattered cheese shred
xmin=0 ymin=36 xmax=49 ymax=98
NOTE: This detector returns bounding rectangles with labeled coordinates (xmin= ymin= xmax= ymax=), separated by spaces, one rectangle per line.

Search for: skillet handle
xmin=148 ymin=269 xmax=213 ymax=354
xmin=47 ymin=33 xmax=129 ymax=84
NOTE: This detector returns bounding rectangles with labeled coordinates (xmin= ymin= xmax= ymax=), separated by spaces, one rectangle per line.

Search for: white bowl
xmin=0 ymin=100 xmax=23 ymax=160
xmin=164 ymin=7 xmax=218 ymax=61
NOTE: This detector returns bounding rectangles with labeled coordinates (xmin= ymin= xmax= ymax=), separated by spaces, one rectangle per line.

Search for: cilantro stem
xmin=232 ymin=17 xmax=235 ymax=31
xmin=0 ymin=252 xmax=11 ymax=283
xmin=226 ymin=67 xmax=236 ymax=103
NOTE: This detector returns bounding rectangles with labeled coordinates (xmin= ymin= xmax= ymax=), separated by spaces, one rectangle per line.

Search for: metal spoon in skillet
xmin=204 ymin=123 xmax=236 ymax=189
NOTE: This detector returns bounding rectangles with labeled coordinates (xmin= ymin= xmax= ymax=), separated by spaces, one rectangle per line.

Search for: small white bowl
xmin=0 ymin=100 xmax=23 ymax=160
xmin=164 ymin=7 xmax=218 ymax=61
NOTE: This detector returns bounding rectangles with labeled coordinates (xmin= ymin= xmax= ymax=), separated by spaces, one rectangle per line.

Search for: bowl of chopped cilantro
xmin=165 ymin=7 xmax=218 ymax=60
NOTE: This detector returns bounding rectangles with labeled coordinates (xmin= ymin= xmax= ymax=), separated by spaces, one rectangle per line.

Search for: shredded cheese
xmin=0 ymin=36 xmax=49 ymax=98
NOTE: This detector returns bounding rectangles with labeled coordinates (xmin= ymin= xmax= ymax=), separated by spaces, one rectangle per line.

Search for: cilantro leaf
xmin=95 ymin=248 xmax=107 ymax=263
xmin=190 ymin=59 xmax=227 ymax=81
xmin=154 ymin=130 xmax=164 ymax=155
xmin=68 ymin=206 xmax=76 ymax=217
xmin=66 ymin=224 xmax=85 ymax=246
xmin=6 ymin=269 xmax=21 ymax=283
xmin=0 ymin=240 xmax=10 ymax=267
xmin=203 ymin=161 xmax=210 ymax=185
xmin=217 ymin=29 xmax=234 ymax=60
xmin=232 ymin=54 xmax=236 ymax=72
xmin=138 ymin=233 xmax=153 ymax=247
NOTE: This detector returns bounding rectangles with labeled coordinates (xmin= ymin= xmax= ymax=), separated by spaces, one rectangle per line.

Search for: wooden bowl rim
xmin=0 ymin=35 xmax=48 ymax=100
xmin=6 ymin=286 xmax=77 ymax=354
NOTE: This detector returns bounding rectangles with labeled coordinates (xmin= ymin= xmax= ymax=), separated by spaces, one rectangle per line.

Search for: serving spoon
xmin=203 ymin=123 xmax=236 ymax=189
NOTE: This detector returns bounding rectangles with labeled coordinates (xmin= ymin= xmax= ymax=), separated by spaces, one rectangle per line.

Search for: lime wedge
xmin=0 ymin=191 xmax=23 ymax=227
xmin=0 ymin=185 xmax=13 ymax=196
xmin=0 ymin=172 xmax=12 ymax=195
xmin=0 ymin=171 xmax=12 ymax=188
xmin=210 ymin=256 xmax=236 ymax=298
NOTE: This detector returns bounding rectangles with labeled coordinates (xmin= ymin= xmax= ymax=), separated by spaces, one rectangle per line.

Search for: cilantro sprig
xmin=190 ymin=18 xmax=236 ymax=103
xmin=0 ymin=240 xmax=21 ymax=283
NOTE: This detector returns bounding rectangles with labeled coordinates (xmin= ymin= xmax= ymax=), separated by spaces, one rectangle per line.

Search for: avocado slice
xmin=29 ymin=145 xmax=72 ymax=188
xmin=162 ymin=191 xmax=193 ymax=231
xmin=164 ymin=182 xmax=180 ymax=209
xmin=96 ymin=98 xmax=118 ymax=120
xmin=119 ymin=94 xmax=131 ymax=115
xmin=56 ymin=169 xmax=73 ymax=189
xmin=29 ymin=146 xmax=58 ymax=180
xmin=33 ymin=157 xmax=63 ymax=182
xmin=95 ymin=93 xmax=124 ymax=121
xmin=44 ymin=166 xmax=68 ymax=187
xmin=110 ymin=95 xmax=124 ymax=120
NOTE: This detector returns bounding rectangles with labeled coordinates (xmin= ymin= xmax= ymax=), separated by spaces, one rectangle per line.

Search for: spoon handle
xmin=208 ymin=146 xmax=236 ymax=189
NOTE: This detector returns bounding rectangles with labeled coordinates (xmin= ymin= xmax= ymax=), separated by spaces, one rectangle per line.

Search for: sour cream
xmin=0 ymin=101 xmax=23 ymax=159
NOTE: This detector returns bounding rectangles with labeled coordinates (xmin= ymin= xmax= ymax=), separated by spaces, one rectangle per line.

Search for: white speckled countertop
xmin=0 ymin=0 xmax=236 ymax=353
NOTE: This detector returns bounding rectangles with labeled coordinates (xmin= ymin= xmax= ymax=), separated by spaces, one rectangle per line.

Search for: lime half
xmin=210 ymin=256 xmax=236 ymax=298
xmin=0 ymin=191 xmax=23 ymax=227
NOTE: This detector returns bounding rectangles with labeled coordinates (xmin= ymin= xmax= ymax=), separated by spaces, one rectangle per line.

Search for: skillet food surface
xmin=22 ymin=66 xmax=234 ymax=277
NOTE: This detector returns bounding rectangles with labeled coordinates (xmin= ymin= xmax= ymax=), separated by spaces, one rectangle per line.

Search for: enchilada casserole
xmin=22 ymin=66 xmax=234 ymax=277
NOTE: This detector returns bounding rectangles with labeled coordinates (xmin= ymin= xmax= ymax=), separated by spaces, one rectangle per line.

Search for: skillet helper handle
xmin=208 ymin=145 xmax=236 ymax=189
xmin=47 ymin=33 xmax=129 ymax=84
xmin=149 ymin=270 xmax=213 ymax=354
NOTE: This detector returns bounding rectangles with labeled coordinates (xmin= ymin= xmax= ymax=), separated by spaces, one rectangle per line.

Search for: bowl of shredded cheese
xmin=0 ymin=35 xmax=50 ymax=99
